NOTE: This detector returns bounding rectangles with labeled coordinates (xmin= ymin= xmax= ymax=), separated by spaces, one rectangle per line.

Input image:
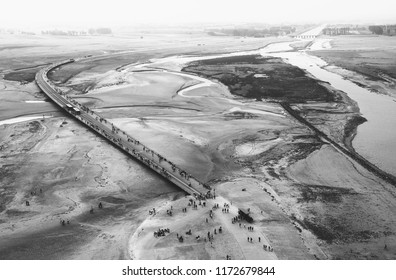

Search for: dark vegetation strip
xmin=3 ymin=63 xmax=52 ymax=83
xmin=281 ymin=102 xmax=396 ymax=187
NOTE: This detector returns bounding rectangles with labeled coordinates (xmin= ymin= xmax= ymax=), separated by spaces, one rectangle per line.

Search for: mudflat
xmin=1 ymin=33 xmax=395 ymax=260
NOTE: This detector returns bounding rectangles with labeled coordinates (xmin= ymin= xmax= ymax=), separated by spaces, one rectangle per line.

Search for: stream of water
xmin=143 ymin=40 xmax=396 ymax=177
xmin=4 ymin=39 xmax=393 ymax=177
xmin=258 ymin=42 xmax=396 ymax=177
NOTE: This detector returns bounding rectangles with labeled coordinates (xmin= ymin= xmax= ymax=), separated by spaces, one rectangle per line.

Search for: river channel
xmin=141 ymin=40 xmax=396 ymax=178
xmin=259 ymin=41 xmax=396 ymax=178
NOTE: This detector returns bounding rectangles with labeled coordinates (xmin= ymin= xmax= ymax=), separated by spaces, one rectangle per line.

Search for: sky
xmin=1 ymin=0 xmax=396 ymax=29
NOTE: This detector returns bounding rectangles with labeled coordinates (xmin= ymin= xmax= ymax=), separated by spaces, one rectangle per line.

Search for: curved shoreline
xmin=47 ymin=41 xmax=396 ymax=187
xmin=281 ymin=103 xmax=396 ymax=187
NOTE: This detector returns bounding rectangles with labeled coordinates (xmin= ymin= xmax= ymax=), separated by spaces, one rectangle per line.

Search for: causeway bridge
xmin=35 ymin=59 xmax=210 ymax=197
xmin=294 ymin=24 xmax=327 ymax=39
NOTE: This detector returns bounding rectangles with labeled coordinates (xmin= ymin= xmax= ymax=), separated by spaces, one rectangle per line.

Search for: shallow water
xmin=260 ymin=45 xmax=396 ymax=177
xmin=0 ymin=115 xmax=51 ymax=125
xmin=132 ymin=40 xmax=396 ymax=177
xmin=24 ymin=100 xmax=47 ymax=103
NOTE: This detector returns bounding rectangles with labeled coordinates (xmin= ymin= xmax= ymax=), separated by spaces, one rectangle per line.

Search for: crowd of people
xmin=154 ymin=228 xmax=170 ymax=238
xmin=59 ymin=219 xmax=70 ymax=226
xmin=148 ymin=208 xmax=156 ymax=215
xmin=263 ymin=244 xmax=274 ymax=252
xmin=141 ymin=188 xmax=275 ymax=259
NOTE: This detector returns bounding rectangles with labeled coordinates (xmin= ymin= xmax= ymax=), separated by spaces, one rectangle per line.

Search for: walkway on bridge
xmin=35 ymin=60 xmax=210 ymax=197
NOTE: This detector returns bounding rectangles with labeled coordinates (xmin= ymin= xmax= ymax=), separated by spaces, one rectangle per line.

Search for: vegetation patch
xmin=4 ymin=69 xmax=37 ymax=83
xmin=298 ymin=218 xmax=338 ymax=242
xmin=296 ymin=184 xmax=357 ymax=204
xmin=183 ymin=55 xmax=336 ymax=102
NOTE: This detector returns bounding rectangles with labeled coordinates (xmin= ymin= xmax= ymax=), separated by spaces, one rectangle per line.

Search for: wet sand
xmin=268 ymin=48 xmax=396 ymax=179
xmin=0 ymin=33 xmax=291 ymax=259
xmin=0 ymin=117 xmax=180 ymax=259
xmin=1 ymin=34 xmax=396 ymax=260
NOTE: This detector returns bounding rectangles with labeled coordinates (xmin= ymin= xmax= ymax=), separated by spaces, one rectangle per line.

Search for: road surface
xmin=35 ymin=59 xmax=210 ymax=196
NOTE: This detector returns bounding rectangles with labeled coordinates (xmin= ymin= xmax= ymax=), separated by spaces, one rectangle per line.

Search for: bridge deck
xmin=35 ymin=61 xmax=209 ymax=197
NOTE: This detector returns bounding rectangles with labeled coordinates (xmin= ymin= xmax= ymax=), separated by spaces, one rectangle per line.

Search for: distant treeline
xmin=41 ymin=30 xmax=87 ymax=36
xmin=322 ymin=27 xmax=350 ymax=36
xmin=88 ymin=28 xmax=112 ymax=35
xmin=369 ymin=25 xmax=396 ymax=36
xmin=207 ymin=27 xmax=296 ymax=37
xmin=41 ymin=27 xmax=112 ymax=36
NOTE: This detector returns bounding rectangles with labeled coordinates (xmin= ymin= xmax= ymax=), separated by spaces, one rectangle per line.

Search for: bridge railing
xmin=36 ymin=59 xmax=211 ymax=197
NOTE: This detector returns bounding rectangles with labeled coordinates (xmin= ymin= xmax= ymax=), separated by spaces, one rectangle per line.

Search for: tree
xmin=369 ymin=25 xmax=383 ymax=35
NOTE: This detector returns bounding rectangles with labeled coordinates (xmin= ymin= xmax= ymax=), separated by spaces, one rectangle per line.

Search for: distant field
xmin=324 ymin=35 xmax=396 ymax=51
xmin=309 ymin=35 xmax=396 ymax=80
xmin=0 ymin=33 xmax=288 ymax=72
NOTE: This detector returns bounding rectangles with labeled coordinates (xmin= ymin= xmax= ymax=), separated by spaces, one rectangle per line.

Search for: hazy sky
xmin=1 ymin=0 xmax=396 ymax=29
